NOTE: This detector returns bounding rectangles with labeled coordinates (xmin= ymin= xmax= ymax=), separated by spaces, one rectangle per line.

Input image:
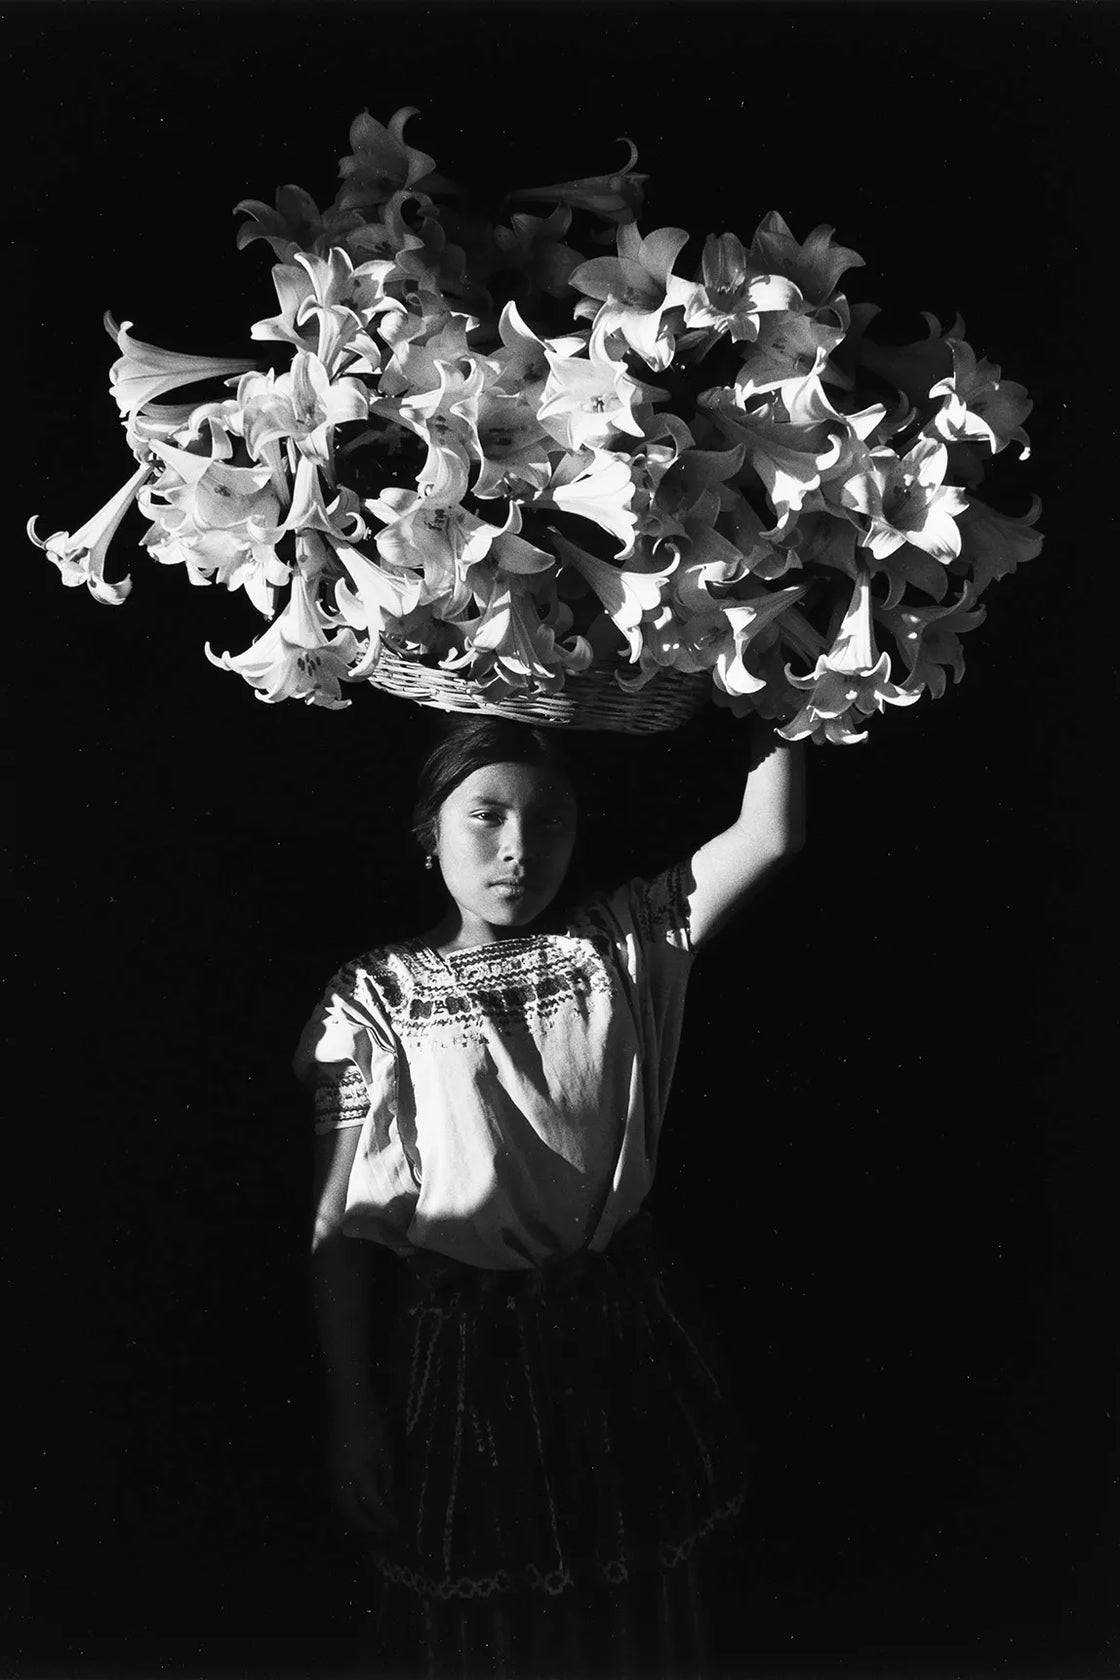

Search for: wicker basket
xmin=365 ymin=648 xmax=712 ymax=733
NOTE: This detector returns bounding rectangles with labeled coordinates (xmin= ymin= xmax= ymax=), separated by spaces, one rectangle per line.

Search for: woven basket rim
xmin=364 ymin=647 xmax=712 ymax=733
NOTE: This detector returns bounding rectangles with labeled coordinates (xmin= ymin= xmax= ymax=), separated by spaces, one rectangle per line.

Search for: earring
xmin=424 ymin=854 xmax=434 ymax=871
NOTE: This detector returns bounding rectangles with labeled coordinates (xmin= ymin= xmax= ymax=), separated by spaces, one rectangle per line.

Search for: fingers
xmin=329 ymin=1431 xmax=399 ymax=1537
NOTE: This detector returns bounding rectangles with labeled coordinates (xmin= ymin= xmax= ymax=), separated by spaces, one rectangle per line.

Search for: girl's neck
xmin=421 ymin=903 xmax=565 ymax=956
xmin=425 ymin=928 xmax=524 ymax=956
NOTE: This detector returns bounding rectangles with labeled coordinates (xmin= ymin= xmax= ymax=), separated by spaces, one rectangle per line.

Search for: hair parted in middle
xmin=410 ymin=715 xmax=577 ymax=859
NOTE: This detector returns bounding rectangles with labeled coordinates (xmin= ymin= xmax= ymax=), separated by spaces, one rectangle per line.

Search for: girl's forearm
xmin=739 ymin=722 xmax=807 ymax=848
xmin=311 ymin=1231 xmax=383 ymax=1422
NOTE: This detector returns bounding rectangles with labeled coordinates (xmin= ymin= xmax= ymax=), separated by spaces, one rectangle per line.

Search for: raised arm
xmin=685 ymin=723 xmax=806 ymax=952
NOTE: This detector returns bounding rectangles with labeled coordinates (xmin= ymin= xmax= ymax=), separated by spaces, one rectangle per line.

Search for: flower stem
xmin=778 ymin=605 xmax=827 ymax=662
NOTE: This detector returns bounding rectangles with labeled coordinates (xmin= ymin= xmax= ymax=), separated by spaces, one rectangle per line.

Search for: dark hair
xmin=410 ymin=715 xmax=577 ymax=857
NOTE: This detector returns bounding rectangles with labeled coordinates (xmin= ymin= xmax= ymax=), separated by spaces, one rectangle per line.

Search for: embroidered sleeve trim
xmin=634 ymin=860 xmax=693 ymax=949
xmin=313 ymin=1064 xmax=370 ymax=1134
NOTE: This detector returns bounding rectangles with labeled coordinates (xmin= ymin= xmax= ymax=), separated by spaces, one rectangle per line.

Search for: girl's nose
xmin=500 ymin=818 xmax=533 ymax=863
xmin=499 ymin=827 xmax=524 ymax=861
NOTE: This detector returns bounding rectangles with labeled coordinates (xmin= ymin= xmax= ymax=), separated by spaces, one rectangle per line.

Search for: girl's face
xmin=432 ymin=760 xmax=578 ymax=945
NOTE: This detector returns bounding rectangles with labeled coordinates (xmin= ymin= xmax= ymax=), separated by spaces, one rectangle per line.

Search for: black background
xmin=10 ymin=2 xmax=1116 ymax=1676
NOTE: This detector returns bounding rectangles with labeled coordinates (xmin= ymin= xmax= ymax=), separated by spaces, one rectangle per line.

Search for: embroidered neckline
xmin=405 ymin=931 xmax=557 ymax=967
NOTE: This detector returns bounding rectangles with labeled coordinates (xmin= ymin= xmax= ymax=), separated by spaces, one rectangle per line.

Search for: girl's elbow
xmin=764 ymin=824 xmax=805 ymax=860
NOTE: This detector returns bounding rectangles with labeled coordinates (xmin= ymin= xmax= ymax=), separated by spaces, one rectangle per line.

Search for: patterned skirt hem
xmin=368 ymin=1480 xmax=747 ymax=1603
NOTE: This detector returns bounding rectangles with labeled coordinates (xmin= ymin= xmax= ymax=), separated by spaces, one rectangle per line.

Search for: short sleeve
xmin=578 ymin=859 xmax=693 ymax=975
xmin=569 ymin=860 xmax=695 ymax=1134
xmin=293 ymin=958 xmax=419 ymax=1252
xmin=625 ymin=860 xmax=694 ymax=960
xmin=292 ymin=959 xmax=398 ymax=1137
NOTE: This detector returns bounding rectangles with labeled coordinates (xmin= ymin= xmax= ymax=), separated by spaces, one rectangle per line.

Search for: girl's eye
xmin=468 ymin=808 xmax=568 ymax=826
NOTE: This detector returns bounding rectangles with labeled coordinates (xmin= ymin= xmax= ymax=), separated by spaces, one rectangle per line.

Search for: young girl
xmin=294 ymin=714 xmax=805 ymax=1679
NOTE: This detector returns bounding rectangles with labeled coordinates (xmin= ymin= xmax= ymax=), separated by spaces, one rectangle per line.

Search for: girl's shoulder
xmin=567 ymin=863 xmax=692 ymax=943
xmin=323 ymin=938 xmax=423 ymax=1014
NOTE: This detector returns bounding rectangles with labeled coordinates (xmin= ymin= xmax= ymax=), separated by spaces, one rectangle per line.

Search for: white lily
xmin=929 ymin=338 xmax=1033 ymax=461
xmin=486 ymin=501 xmax=557 ymax=575
xmin=702 ymin=386 xmax=841 ymax=535
xmin=735 ymin=308 xmax=840 ymax=396
xmin=237 ymin=353 xmax=369 ymax=467
xmin=748 ymin=212 xmax=865 ymax=309
xmin=250 ymin=262 xmax=317 ymax=350
xmin=460 ymin=572 xmax=593 ymax=689
xmin=376 ymin=310 xmax=478 ymax=401
xmin=367 ymin=488 xmax=498 ymax=617
xmin=535 ymin=325 xmax=661 ymax=454
xmin=457 ymin=390 xmax=552 ymax=499
xmin=842 ymin=437 xmax=969 ymax=563
xmin=486 ymin=300 xmax=587 ymax=400
xmin=398 ymin=354 xmax=488 ymax=502
xmin=246 ymin=454 xmax=367 ymax=546
xmin=874 ymin=582 xmax=987 ymax=701
xmin=568 ymin=223 xmax=700 ymax=373
xmin=336 ymin=106 xmax=448 ymax=211
xmin=549 ymin=530 xmax=675 ymax=662
xmin=330 ymin=534 xmax=425 ymax=631
xmin=684 ymin=233 xmax=804 ymax=342
xmin=205 ymin=561 xmax=360 ymax=707
xmin=712 ymin=586 xmax=810 ymax=697
xmin=124 ymin=399 xmax=215 ymax=449
xmin=954 ymin=493 xmax=1044 ymax=597
xmin=780 ymin=568 xmax=922 ymax=744
xmin=28 ymin=458 xmax=153 ymax=604
xmin=534 ymin=449 xmax=638 ymax=556
xmin=670 ymin=521 xmax=754 ymax=612
xmin=104 ymin=315 xmax=257 ymax=420
xmin=145 ymin=522 xmax=291 ymax=617
xmin=506 ymin=137 xmax=649 ymax=226
xmin=145 ymin=439 xmax=278 ymax=531
xmin=291 ymin=247 xmax=401 ymax=375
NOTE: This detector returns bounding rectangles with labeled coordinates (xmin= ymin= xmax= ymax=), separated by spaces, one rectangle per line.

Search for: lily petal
xmin=535 ymin=449 xmax=638 ymax=556
xmin=29 ymin=458 xmax=152 ymax=604
xmin=105 ymin=315 xmax=257 ymax=420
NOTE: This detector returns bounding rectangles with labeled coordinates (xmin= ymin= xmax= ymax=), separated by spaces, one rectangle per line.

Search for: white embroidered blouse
xmin=293 ymin=864 xmax=694 ymax=1270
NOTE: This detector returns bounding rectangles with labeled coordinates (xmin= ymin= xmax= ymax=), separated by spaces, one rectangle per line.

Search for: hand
xmin=329 ymin=1404 xmax=400 ymax=1540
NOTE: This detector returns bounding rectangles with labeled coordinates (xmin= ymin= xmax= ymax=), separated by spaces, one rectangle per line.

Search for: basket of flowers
xmin=30 ymin=108 xmax=1043 ymax=742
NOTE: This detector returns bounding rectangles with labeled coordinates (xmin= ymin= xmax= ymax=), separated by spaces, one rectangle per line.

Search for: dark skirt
xmin=362 ymin=1212 xmax=750 ymax=1679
